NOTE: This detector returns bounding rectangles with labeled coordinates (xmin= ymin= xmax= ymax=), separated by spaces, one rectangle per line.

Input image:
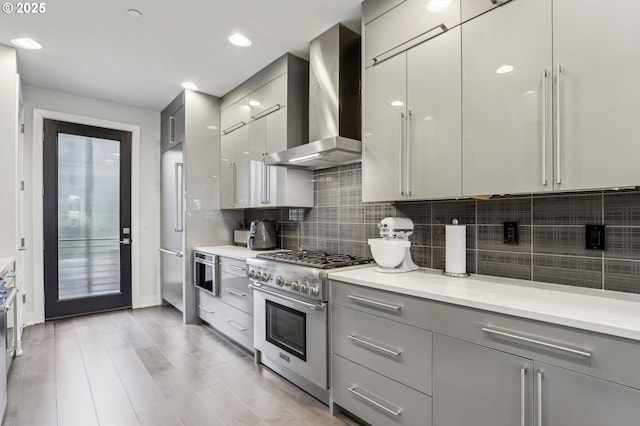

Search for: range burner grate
xmin=257 ymin=250 xmax=373 ymax=269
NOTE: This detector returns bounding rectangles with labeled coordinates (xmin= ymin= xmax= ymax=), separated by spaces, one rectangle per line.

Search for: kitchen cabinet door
xmin=362 ymin=53 xmax=406 ymax=203
xmin=249 ymin=74 xmax=287 ymax=126
xmin=407 ymin=27 xmax=461 ymax=199
xmin=161 ymin=104 xmax=185 ymax=153
xmin=220 ymin=127 xmax=250 ymax=209
xmin=552 ymin=0 xmax=640 ymax=191
xmin=462 ymin=0 xmax=552 ymax=196
xmin=364 ymin=0 xmax=460 ymax=68
xmin=433 ymin=334 xmax=534 ymax=426
xmin=535 ymin=362 xmax=640 ymax=426
xmin=221 ymin=97 xmax=250 ymax=135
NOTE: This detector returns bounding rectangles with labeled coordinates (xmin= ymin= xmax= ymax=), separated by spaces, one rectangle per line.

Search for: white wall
xmin=22 ymin=85 xmax=162 ymax=325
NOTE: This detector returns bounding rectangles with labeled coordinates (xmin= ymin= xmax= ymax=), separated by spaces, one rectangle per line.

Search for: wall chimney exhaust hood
xmin=265 ymin=24 xmax=361 ymax=170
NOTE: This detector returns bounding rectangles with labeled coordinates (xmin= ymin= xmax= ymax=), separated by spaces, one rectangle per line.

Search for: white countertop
xmin=193 ymin=245 xmax=283 ymax=261
xmin=0 ymin=257 xmax=15 ymax=274
xmin=328 ymin=267 xmax=640 ymax=341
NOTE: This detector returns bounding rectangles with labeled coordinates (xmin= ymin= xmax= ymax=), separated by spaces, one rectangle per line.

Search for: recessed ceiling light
xmin=182 ymin=81 xmax=198 ymax=90
xmin=390 ymin=100 xmax=404 ymax=107
xmin=127 ymin=9 xmax=142 ymax=18
xmin=11 ymin=38 xmax=42 ymax=50
xmin=496 ymin=65 xmax=515 ymax=74
xmin=249 ymin=100 xmax=262 ymax=107
xmin=206 ymin=125 xmax=218 ymax=130
xmin=229 ymin=33 xmax=252 ymax=47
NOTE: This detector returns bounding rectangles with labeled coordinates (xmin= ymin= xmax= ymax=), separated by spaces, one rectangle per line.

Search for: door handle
xmin=159 ymin=248 xmax=183 ymax=257
xmin=541 ymin=69 xmax=548 ymax=186
xmin=555 ymin=64 xmax=562 ymax=185
xmin=120 ymin=238 xmax=131 ymax=245
xmin=400 ymin=112 xmax=406 ymax=196
xmin=406 ymin=110 xmax=413 ymax=197
xmin=175 ymin=162 xmax=184 ymax=232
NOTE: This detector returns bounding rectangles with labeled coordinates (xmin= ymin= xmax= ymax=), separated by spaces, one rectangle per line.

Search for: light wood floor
xmin=2 ymin=306 xmax=356 ymax=426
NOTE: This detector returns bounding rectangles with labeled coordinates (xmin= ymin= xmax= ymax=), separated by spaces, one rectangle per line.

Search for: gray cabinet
xmin=461 ymin=0 xmax=552 ymax=196
xmin=248 ymin=74 xmax=313 ymax=208
xmin=161 ymin=102 xmax=185 ymax=153
xmin=220 ymin=125 xmax=250 ymax=209
xmin=330 ymin=281 xmax=433 ymax=425
xmin=221 ymin=54 xmax=312 ymax=209
xmin=552 ymin=0 xmax=640 ymax=191
xmin=363 ymin=27 xmax=461 ymax=202
xmin=364 ymin=0 xmax=460 ymax=68
xmin=432 ymin=301 xmax=640 ymax=426
xmin=433 ymin=334 xmax=533 ymax=426
xmin=536 ymin=362 xmax=640 ymax=426
xmin=198 ymin=256 xmax=254 ymax=352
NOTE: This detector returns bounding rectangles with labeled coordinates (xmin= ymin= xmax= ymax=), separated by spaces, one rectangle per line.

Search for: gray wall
xmin=245 ymin=164 xmax=640 ymax=294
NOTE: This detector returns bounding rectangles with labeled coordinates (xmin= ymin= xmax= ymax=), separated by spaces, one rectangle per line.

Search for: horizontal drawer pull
xmin=226 ymin=319 xmax=248 ymax=332
xmin=348 ymin=334 xmax=402 ymax=358
xmin=224 ymin=288 xmax=248 ymax=298
xmin=482 ymin=327 xmax=592 ymax=358
xmin=348 ymin=386 xmax=403 ymax=417
xmin=227 ymin=264 xmax=246 ymax=271
xmin=250 ymin=283 xmax=325 ymax=311
xmin=347 ymin=294 xmax=402 ymax=311
xmin=198 ymin=304 xmax=215 ymax=314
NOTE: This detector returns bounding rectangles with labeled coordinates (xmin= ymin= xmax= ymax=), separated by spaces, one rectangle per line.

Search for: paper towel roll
xmin=445 ymin=225 xmax=467 ymax=275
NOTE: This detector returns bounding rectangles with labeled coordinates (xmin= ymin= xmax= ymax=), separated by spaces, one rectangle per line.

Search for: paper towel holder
xmin=442 ymin=218 xmax=470 ymax=278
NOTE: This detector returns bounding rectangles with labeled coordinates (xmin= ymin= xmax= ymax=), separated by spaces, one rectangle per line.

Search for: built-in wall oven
xmin=247 ymin=250 xmax=372 ymax=404
xmin=193 ymin=251 xmax=219 ymax=295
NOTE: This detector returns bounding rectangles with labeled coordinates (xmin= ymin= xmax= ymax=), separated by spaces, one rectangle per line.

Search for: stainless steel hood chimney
xmin=265 ymin=24 xmax=361 ymax=170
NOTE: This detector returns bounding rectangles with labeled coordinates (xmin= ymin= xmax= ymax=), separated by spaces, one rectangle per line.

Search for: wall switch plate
xmin=586 ymin=224 xmax=606 ymax=250
xmin=503 ymin=221 xmax=519 ymax=244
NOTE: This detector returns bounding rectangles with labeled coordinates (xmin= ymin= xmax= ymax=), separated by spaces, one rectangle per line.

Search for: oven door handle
xmin=249 ymin=283 xmax=325 ymax=311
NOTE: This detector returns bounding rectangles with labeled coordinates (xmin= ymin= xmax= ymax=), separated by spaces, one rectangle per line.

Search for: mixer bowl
xmin=368 ymin=238 xmax=410 ymax=269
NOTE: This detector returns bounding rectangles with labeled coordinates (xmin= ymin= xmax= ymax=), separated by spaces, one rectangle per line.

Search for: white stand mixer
xmin=368 ymin=217 xmax=419 ymax=273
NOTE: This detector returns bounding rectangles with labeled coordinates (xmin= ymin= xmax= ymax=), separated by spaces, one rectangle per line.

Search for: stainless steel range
xmin=247 ymin=250 xmax=373 ymax=404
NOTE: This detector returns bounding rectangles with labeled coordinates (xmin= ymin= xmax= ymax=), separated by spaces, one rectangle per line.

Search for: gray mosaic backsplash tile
xmin=245 ymin=165 xmax=640 ymax=294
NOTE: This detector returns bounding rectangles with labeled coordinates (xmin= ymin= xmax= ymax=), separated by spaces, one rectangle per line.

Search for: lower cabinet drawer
xmin=332 ymin=304 xmax=432 ymax=395
xmin=218 ymin=303 xmax=254 ymax=351
xmin=197 ymin=289 xmax=225 ymax=328
xmin=220 ymin=275 xmax=253 ymax=315
xmin=332 ymin=354 xmax=432 ymax=426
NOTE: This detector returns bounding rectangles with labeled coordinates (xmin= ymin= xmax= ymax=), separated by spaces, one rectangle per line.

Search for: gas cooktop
xmin=256 ymin=250 xmax=373 ymax=269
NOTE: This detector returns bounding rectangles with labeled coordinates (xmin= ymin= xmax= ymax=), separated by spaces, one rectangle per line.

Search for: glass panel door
xmin=43 ymin=119 xmax=132 ymax=319
xmin=266 ymin=300 xmax=306 ymax=361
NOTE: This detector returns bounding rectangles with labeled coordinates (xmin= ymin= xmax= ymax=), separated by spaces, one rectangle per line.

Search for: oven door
xmin=252 ymin=286 xmax=327 ymax=389
xmin=193 ymin=253 xmax=218 ymax=295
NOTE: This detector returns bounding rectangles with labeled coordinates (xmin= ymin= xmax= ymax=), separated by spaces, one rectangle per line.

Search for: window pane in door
xmin=57 ymin=133 xmax=121 ymax=300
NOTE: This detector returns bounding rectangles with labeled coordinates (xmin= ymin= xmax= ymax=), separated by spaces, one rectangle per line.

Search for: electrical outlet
xmin=586 ymin=224 xmax=606 ymax=250
xmin=503 ymin=221 xmax=519 ymax=244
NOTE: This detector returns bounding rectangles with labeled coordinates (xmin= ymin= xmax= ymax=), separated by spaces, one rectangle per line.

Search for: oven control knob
xmin=260 ymin=272 xmax=269 ymax=281
xmin=284 ymin=280 xmax=292 ymax=287
xmin=248 ymin=269 xmax=257 ymax=279
xmin=276 ymin=276 xmax=284 ymax=287
xmin=309 ymin=285 xmax=320 ymax=297
xmin=291 ymin=281 xmax=300 ymax=291
xmin=299 ymin=282 xmax=309 ymax=295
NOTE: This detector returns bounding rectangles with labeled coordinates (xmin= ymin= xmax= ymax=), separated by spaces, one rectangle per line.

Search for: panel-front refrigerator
xmin=160 ymin=144 xmax=184 ymax=311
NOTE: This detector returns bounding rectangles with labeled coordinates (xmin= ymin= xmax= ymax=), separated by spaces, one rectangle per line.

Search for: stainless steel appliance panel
xmin=253 ymin=289 xmax=328 ymax=390
xmin=193 ymin=251 xmax=219 ymax=295
xmin=161 ymin=145 xmax=184 ymax=311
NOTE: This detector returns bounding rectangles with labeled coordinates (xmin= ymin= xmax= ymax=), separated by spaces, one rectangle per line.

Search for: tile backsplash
xmin=245 ymin=164 xmax=640 ymax=294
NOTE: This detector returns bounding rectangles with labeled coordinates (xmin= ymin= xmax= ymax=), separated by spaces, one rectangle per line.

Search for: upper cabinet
xmin=460 ymin=0 xmax=513 ymax=22
xmin=364 ymin=0 xmax=460 ymax=68
xmin=161 ymin=101 xmax=185 ymax=153
xmin=461 ymin=0 xmax=552 ymax=196
xmin=462 ymin=0 xmax=640 ymax=196
xmin=363 ymin=27 xmax=462 ymax=202
xmin=220 ymin=54 xmax=313 ymax=209
xmin=552 ymin=0 xmax=640 ymax=191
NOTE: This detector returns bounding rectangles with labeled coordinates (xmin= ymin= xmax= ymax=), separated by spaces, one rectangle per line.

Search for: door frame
xmin=31 ymin=109 xmax=142 ymax=324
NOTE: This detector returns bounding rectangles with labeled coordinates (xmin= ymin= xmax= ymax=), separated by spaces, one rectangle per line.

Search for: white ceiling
xmin=0 ymin=0 xmax=362 ymax=111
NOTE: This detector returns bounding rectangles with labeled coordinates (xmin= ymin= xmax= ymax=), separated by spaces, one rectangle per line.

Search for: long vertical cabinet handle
xmin=407 ymin=110 xmax=413 ymax=197
xmin=174 ymin=162 xmax=184 ymax=232
xmin=169 ymin=116 xmax=175 ymax=144
xmin=521 ymin=367 xmax=527 ymax=426
xmin=537 ymin=370 xmax=543 ymax=426
xmin=231 ymin=162 xmax=237 ymax=207
xmin=262 ymin=153 xmax=270 ymax=204
xmin=541 ymin=69 xmax=548 ymax=186
xmin=555 ymin=64 xmax=562 ymax=185
xmin=399 ymin=112 xmax=406 ymax=196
